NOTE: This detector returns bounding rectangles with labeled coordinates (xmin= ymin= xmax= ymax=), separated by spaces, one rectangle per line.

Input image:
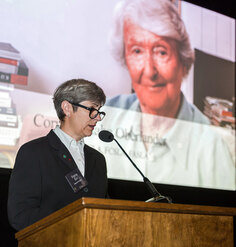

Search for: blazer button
xmin=83 ymin=188 xmax=88 ymax=192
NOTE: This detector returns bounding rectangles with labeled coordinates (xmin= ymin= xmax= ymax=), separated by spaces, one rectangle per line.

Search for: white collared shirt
xmin=53 ymin=125 xmax=85 ymax=176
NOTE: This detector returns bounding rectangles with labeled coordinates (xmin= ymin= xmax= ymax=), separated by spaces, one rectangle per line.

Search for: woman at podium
xmin=8 ymin=78 xmax=108 ymax=231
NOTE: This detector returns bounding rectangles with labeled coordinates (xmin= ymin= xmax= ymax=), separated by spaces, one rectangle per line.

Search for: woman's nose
xmin=143 ymin=53 xmax=158 ymax=80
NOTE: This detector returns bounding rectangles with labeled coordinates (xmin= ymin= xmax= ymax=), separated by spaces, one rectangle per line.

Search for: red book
xmin=0 ymin=57 xmax=18 ymax=66
xmin=11 ymin=74 xmax=28 ymax=85
xmin=0 ymin=71 xmax=28 ymax=85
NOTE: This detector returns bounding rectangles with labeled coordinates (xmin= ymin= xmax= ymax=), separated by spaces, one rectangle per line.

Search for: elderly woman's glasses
xmin=69 ymin=101 xmax=106 ymax=120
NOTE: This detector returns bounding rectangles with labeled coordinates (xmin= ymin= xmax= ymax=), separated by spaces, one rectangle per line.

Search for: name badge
xmin=65 ymin=168 xmax=88 ymax=193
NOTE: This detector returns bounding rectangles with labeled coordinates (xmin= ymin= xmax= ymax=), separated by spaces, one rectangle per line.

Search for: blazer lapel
xmin=57 ymin=145 xmax=77 ymax=170
xmin=47 ymin=130 xmax=77 ymax=171
xmin=84 ymin=145 xmax=95 ymax=179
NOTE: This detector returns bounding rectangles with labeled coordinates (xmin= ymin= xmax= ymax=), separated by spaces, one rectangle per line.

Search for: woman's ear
xmin=61 ymin=100 xmax=71 ymax=117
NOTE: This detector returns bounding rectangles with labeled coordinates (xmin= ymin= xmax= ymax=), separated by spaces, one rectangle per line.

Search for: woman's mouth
xmin=88 ymin=124 xmax=96 ymax=130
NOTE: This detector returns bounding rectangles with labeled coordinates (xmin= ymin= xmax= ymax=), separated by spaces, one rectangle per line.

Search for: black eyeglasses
xmin=68 ymin=101 xmax=106 ymax=120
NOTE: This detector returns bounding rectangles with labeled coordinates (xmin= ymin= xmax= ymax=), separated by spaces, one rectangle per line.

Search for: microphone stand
xmin=113 ymin=138 xmax=172 ymax=203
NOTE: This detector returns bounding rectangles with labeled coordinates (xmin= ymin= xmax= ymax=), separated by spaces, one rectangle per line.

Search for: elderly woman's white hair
xmin=108 ymin=0 xmax=194 ymax=75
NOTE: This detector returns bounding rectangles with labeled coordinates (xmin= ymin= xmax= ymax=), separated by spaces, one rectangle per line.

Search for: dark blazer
xmin=7 ymin=130 xmax=107 ymax=231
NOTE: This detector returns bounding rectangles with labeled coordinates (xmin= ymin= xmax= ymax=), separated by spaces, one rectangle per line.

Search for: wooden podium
xmin=16 ymin=197 xmax=236 ymax=247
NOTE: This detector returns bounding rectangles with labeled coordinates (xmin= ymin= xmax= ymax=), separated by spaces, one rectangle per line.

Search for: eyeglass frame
xmin=67 ymin=101 xmax=106 ymax=120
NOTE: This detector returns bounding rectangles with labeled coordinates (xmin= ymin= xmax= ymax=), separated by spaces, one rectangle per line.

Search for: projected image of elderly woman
xmin=107 ymin=0 xmax=206 ymax=123
xmin=102 ymin=0 xmax=235 ymax=190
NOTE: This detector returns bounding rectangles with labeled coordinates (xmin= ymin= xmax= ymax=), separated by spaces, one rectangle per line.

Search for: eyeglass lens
xmin=90 ymin=109 xmax=105 ymax=119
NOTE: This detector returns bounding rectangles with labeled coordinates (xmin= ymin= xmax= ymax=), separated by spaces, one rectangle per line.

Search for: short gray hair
xmin=108 ymin=0 xmax=194 ymax=75
xmin=53 ymin=78 xmax=106 ymax=121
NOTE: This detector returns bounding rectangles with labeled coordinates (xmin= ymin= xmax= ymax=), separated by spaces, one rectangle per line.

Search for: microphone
xmin=98 ymin=130 xmax=114 ymax=142
xmin=99 ymin=130 xmax=172 ymax=203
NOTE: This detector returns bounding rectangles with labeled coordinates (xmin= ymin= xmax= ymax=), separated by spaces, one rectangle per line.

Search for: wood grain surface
xmin=16 ymin=198 xmax=236 ymax=247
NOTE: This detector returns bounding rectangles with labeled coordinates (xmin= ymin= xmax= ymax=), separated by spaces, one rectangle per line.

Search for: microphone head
xmin=99 ymin=130 xmax=114 ymax=142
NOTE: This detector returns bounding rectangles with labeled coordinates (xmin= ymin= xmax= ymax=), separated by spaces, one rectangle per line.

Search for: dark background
xmin=194 ymin=49 xmax=235 ymax=113
xmin=185 ymin=0 xmax=235 ymax=19
xmin=0 ymin=0 xmax=235 ymax=246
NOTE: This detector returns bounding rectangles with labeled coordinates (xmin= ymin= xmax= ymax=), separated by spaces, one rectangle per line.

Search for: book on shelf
xmin=0 ymin=73 xmax=11 ymax=83
xmin=204 ymin=96 xmax=235 ymax=129
xmin=0 ymin=126 xmax=21 ymax=146
xmin=204 ymin=96 xmax=233 ymax=107
xmin=0 ymin=72 xmax=28 ymax=85
xmin=211 ymin=114 xmax=235 ymax=124
xmin=0 ymin=120 xmax=18 ymax=128
xmin=0 ymin=90 xmax=12 ymax=106
xmin=0 ymin=106 xmax=16 ymax=115
xmin=0 ymin=97 xmax=12 ymax=107
xmin=0 ymin=95 xmax=18 ymax=125
xmin=0 ymin=110 xmax=18 ymax=127
xmin=0 ymin=113 xmax=22 ymax=147
xmin=0 ymin=57 xmax=19 ymax=66
xmin=0 ymin=82 xmax=14 ymax=91
xmin=0 ymin=113 xmax=17 ymax=122
xmin=0 ymin=62 xmax=18 ymax=74
xmin=204 ymin=96 xmax=233 ymax=113
xmin=0 ymin=42 xmax=21 ymax=61
xmin=0 ymin=42 xmax=29 ymax=85
xmin=0 ymin=125 xmax=21 ymax=139
xmin=211 ymin=116 xmax=235 ymax=129
xmin=0 ymin=90 xmax=10 ymax=98
xmin=10 ymin=74 xmax=28 ymax=85
xmin=0 ymin=59 xmax=28 ymax=85
xmin=16 ymin=59 xmax=28 ymax=76
xmin=209 ymin=104 xmax=233 ymax=122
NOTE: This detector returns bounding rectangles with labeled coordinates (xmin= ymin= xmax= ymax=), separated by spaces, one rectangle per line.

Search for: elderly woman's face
xmin=124 ymin=19 xmax=185 ymax=117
